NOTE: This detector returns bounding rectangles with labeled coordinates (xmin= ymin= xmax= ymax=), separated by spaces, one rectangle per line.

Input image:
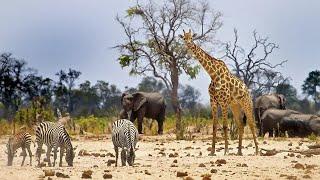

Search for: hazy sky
xmin=1 ymin=0 xmax=320 ymax=103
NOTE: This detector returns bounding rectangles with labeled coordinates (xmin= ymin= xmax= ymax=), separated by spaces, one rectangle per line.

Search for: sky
xmin=0 ymin=0 xmax=320 ymax=104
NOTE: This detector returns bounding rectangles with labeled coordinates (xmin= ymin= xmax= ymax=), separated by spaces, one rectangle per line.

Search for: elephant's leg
xmin=230 ymin=103 xmax=243 ymax=156
xmin=114 ymin=146 xmax=119 ymax=167
xmin=240 ymin=99 xmax=259 ymax=155
xmin=137 ymin=110 xmax=146 ymax=134
xmin=21 ymin=147 xmax=27 ymax=166
xmin=209 ymin=94 xmax=218 ymax=156
xmin=157 ymin=108 xmax=165 ymax=135
xmin=221 ymin=105 xmax=229 ymax=155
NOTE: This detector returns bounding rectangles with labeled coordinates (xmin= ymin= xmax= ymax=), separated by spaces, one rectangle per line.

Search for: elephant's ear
xmin=121 ymin=92 xmax=128 ymax=103
xmin=132 ymin=92 xmax=147 ymax=111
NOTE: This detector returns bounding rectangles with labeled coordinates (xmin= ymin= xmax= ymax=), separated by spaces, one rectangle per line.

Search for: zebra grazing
xmin=35 ymin=122 xmax=75 ymax=167
xmin=6 ymin=132 xmax=33 ymax=166
xmin=112 ymin=119 xmax=139 ymax=167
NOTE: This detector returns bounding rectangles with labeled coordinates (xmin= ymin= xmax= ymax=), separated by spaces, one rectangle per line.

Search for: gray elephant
xmin=120 ymin=92 xmax=166 ymax=135
xmin=280 ymin=115 xmax=320 ymax=137
xmin=254 ymin=94 xmax=286 ymax=136
xmin=260 ymin=108 xmax=300 ymax=137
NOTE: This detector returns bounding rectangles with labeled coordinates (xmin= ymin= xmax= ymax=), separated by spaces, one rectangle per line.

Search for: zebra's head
xmin=126 ymin=146 xmax=135 ymax=166
xmin=65 ymin=147 xmax=75 ymax=166
xmin=6 ymin=137 xmax=15 ymax=166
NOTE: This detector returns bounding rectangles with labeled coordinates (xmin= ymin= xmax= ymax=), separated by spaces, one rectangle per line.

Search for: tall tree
xmin=223 ymin=29 xmax=287 ymax=97
xmin=138 ymin=76 xmax=165 ymax=92
xmin=302 ymin=70 xmax=320 ymax=111
xmin=179 ymin=84 xmax=201 ymax=112
xmin=54 ymin=68 xmax=81 ymax=114
xmin=116 ymin=0 xmax=222 ymax=139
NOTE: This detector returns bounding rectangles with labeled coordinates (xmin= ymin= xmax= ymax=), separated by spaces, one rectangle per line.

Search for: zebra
xmin=112 ymin=119 xmax=139 ymax=167
xmin=5 ymin=132 xmax=33 ymax=166
xmin=35 ymin=121 xmax=75 ymax=167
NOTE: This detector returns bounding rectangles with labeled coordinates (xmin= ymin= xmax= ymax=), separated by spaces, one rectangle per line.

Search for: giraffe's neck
xmin=185 ymin=41 xmax=222 ymax=76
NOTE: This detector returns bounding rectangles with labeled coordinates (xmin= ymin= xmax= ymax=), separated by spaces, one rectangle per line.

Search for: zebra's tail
xmin=127 ymin=122 xmax=134 ymax=153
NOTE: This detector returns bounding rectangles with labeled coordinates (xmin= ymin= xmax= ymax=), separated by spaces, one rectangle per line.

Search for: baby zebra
xmin=6 ymin=132 xmax=33 ymax=166
xmin=35 ymin=122 xmax=75 ymax=167
xmin=112 ymin=119 xmax=138 ymax=166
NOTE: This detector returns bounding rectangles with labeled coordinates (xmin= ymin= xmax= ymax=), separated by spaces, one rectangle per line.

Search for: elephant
xmin=280 ymin=114 xmax=320 ymax=137
xmin=260 ymin=108 xmax=300 ymax=137
xmin=254 ymin=94 xmax=286 ymax=136
xmin=120 ymin=92 xmax=166 ymax=135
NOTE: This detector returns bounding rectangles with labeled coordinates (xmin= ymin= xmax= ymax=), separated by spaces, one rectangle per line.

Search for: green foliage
xmin=76 ymin=115 xmax=110 ymax=134
xmin=185 ymin=65 xmax=201 ymax=79
xmin=302 ymin=70 xmax=320 ymax=110
xmin=126 ymin=6 xmax=144 ymax=17
xmin=308 ymin=133 xmax=317 ymax=141
xmin=118 ymin=55 xmax=133 ymax=67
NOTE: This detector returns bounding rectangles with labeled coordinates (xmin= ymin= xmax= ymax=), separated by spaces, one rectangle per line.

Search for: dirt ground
xmin=0 ymin=134 xmax=320 ymax=180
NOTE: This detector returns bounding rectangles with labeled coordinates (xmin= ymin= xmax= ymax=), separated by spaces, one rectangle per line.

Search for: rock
xmin=171 ymin=164 xmax=178 ymax=167
xmin=241 ymin=163 xmax=248 ymax=167
xmin=39 ymin=162 xmax=46 ymax=167
xmin=296 ymin=155 xmax=301 ymax=158
xmin=305 ymin=154 xmax=312 ymax=158
xmin=215 ymin=159 xmax=227 ymax=165
xmin=103 ymin=173 xmax=112 ymax=179
xmin=288 ymin=153 xmax=295 ymax=157
xmin=177 ymin=171 xmax=188 ymax=177
xmin=293 ymin=163 xmax=305 ymax=169
xmin=288 ymin=142 xmax=293 ymax=146
xmin=305 ymin=164 xmax=317 ymax=169
xmin=169 ymin=153 xmax=178 ymax=158
xmin=210 ymin=169 xmax=217 ymax=173
xmin=302 ymin=175 xmax=311 ymax=179
xmin=82 ymin=170 xmax=93 ymax=179
xmin=56 ymin=172 xmax=70 ymax=178
xmin=246 ymin=143 xmax=253 ymax=147
xmin=107 ymin=159 xmax=116 ymax=166
xmin=93 ymin=165 xmax=98 ymax=168
xmin=183 ymin=176 xmax=194 ymax=180
xmin=201 ymin=174 xmax=211 ymax=180
xmin=199 ymin=163 xmax=206 ymax=167
xmin=47 ymin=177 xmax=53 ymax=180
xmin=106 ymin=153 xmax=115 ymax=157
xmin=263 ymin=141 xmax=267 ymax=144
xmin=43 ymin=170 xmax=55 ymax=177
xmin=104 ymin=170 xmax=110 ymax=173
xmin=299 ymin=142 xmax=303 ymax=146
xmin=148 ymin=154 xmax=152 ymax=157
xmin=173 ymin=159 xmax=178 ymax=163
xmin=184 ymin=146 xmax=193 ymax=150
xmin=145 ymin=170 xmax=151 ymax=175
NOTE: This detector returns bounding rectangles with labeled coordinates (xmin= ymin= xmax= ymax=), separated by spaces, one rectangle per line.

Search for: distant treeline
xmin=0 ymin=52 xmax=319 ymax=125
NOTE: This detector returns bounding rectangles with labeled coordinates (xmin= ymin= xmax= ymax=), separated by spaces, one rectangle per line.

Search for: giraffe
xmin=180 ymin=29 xmax=259 ymax=155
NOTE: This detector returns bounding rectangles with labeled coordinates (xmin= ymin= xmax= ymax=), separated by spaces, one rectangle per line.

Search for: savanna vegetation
xmin=1 ymin=0 xmax=320 ymax=139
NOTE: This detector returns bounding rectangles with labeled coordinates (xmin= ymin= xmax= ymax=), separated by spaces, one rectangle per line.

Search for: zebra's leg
xmin=59 ymin=147 xmax=64 ymax=167
xmin=46 ymin=146 xmax=52 ymax=167
xmin=27 ymin=146 xmax=32 ymax=166
xmin=53 ymin=147 xmax=58 ymax=167
xmin=114 ymin=146 xmax=119 ymax=167
xmin=21 ymin=147 xmax=27 ymax=166
xmin=121 ymin=149 xmax=126 ymax=166
xmin=36 ymin=142 xmax=43 ymax=167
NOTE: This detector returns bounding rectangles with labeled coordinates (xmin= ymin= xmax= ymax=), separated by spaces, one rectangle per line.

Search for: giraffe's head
xmin=179 ymin=29 xmax=197 ymax=44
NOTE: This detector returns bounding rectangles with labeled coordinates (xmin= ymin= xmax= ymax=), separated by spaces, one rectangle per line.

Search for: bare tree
xmin=223 ymin=29 xmax=287 ymax=96
xmin=115 ymin=0 xmax=222 ymax=139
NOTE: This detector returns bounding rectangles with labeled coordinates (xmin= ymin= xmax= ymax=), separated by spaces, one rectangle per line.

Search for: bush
xmin=76 ymin=115 xmax=112 ymax=134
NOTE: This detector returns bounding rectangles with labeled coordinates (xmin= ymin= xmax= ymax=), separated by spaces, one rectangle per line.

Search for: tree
xmin=179 ymin=84 xmax=201 ymax=112
xmin=223 ymin=29 xmax=287 ymax=96
xmin=138 ymin=76 xmax=165 ymax=93
xmin=276 ymin=81 xmax=300 ymax=110
xmin=302 ymin=70 xmax=320 ymax=111
xmin=54 ymin=68 xmax=81 ymax=114
xmin=115 ymin=0 xmax=222 ymax=139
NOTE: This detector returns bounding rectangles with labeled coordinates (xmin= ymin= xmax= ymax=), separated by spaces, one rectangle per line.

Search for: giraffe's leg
xmin=221 ymin=105 xmax=229 ymax=155
xmin=240 ymin=99 xmax=259 ymax=155
xmin=209 ymin=95 xmax=218 ymax=156
xmin=230 ymin=103 xmax=244 ymax=156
